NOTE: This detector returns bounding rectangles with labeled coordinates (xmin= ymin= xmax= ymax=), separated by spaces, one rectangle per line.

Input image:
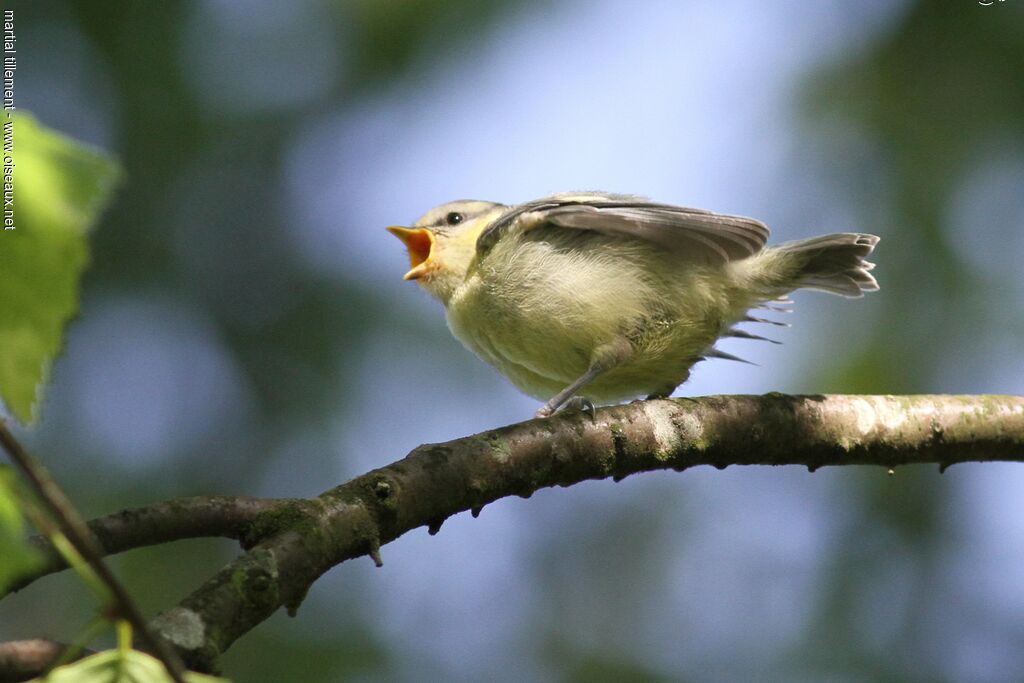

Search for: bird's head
xmin=387 ymin=199 xmax=506 ymax=302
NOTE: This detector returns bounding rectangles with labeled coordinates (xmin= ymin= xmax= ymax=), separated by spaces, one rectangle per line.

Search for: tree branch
xmin=5 ymin=496 xmax=288 ymax=594
xmin=137 ymin=394 xmax=1023 ymax=672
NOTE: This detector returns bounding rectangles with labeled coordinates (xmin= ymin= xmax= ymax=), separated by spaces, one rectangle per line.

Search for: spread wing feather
xmin=476 ymin=194 xmax=770 ymax=265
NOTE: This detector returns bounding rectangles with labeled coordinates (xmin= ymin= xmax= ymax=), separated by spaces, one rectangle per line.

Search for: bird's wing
xmin=476 ymin=194 xmax=770 ymax=265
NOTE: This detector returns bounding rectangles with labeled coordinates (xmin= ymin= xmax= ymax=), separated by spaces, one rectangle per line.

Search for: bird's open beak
xmin=387 ymin=226 xmax=436 ymax=281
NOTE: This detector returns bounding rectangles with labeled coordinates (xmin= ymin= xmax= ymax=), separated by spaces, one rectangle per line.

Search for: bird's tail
xmin=775 ymin=233 xmax=880 ymax=298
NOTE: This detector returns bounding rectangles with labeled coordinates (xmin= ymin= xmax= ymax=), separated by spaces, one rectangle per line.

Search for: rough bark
xmin=3 ymin=394 xmax=1023 ymax=676
xmin=153 ymin=394 xmax=1024 ymax=671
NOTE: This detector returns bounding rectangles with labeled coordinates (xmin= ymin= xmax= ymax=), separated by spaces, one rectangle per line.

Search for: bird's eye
xmin=445 ymin=212 xmax=464 ymax=226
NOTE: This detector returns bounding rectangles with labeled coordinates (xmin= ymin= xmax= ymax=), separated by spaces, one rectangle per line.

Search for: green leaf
xmin=0 ymin=112 xmax=120 ymax=424
xmin=0 ymin=465 xmax=43 ymax=593
xmin=33 ymin=649 xmax=230 ymax=683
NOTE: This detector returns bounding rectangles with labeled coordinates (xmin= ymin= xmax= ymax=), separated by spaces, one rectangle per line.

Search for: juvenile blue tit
xmin=388 ymin=192 xmax=878 ymax=418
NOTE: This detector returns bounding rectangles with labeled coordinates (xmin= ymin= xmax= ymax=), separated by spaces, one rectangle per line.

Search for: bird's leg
xmin=535 ymin=337 xmax=632 ymax=418
xmin=535 ymin=372 xmax=601 ymax=418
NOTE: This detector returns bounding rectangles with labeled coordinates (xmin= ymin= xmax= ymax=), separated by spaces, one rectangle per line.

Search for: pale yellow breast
xmin=443 ymin=231 xmax=758 ymax=402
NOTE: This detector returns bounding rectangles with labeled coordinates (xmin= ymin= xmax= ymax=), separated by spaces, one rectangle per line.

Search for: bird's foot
xmin=534 ymin=396 xmax=596 ymax=420
xmin=564 ymin=396 xmax=597 ymax=417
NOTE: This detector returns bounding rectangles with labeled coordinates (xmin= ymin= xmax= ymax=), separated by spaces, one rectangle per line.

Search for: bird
xmin=387 ymin=192 xmax=878 ymax=418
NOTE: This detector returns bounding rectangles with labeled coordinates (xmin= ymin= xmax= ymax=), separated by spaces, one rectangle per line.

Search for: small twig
xmin=5 ymin=495 xmax=287 ymax=594
xmin=0 ymin=420 xmax=188 ymax=683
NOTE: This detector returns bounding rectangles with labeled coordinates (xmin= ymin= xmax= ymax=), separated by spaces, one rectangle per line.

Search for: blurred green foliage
xmin=344 ymin=0 xmax=549 ymax=87
xmin=0 ymin=466 xmax=42 ymax=594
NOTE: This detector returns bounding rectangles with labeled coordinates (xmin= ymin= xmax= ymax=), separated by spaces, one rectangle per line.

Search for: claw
xmin=535 ymin=396 xmax=596 ymax=419
xmin=564 ymin=396 xmax=596 ymax=418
